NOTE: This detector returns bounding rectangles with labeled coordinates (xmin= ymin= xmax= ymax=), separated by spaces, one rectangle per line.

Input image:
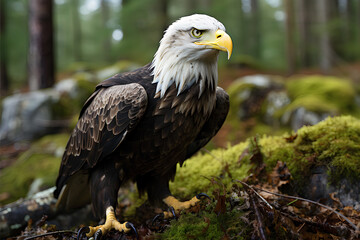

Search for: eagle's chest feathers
xmin=118 ymin=82 xmax=216 ymax=178
xmin=154 ymin=83 xmax=216 ymax=118
xmin=148 ymin=82 xmax=216 ymax=156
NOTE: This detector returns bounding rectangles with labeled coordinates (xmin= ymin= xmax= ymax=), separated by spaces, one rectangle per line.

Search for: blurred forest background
xmin=1 ymin=0 xmax=360 ymax=94
xmin=1 ymin=1 xmax=360 ymax=237
xmin=1 ymin=0 xmax=360 ymax=158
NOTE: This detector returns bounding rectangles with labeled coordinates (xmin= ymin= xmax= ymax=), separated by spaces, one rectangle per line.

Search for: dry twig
xmin=252 ymin=186 xmax=359 ymax=231
xmin=23 ymin=230 xmax=76 ymax=240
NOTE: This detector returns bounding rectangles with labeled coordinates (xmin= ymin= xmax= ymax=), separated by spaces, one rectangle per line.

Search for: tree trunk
xmin=285 ymin=0 xmax=296 ymax=74
xmin=348 ymin=0 xmax=360 ymax=60
xmin=356 ymin=0 xmax=360 ymax=59
xmin=101 ymin=0 xmax=111 ymax=62
xmin=0 ymin=0 xmax=8 ymax=96
xmin=72 ymin=0 xmax=82 ymax=61
xmin=296 ymin=0 xmax=316 ymax=68
xmin=338 ymin=0 xmax=349 ymax=44
xmin=295 ymin=0 xmax=305 ymax=68
xmin=0 ymin=186 xmax=96 ymax=239
xmin=317 ymin=0 xmax=331 ymax=74
xmin=250 ymin=0 xmax=261 ymax=59
xmin=28 ymin=0 xmax=55 ymax=91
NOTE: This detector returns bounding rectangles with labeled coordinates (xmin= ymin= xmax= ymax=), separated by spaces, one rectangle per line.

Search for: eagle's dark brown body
xmin=54 ymin=64 xmax=229 ymax=219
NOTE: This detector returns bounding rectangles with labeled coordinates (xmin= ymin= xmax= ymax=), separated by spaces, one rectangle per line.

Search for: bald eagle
xmin=54 ymin=14 xmax=232 ymax=239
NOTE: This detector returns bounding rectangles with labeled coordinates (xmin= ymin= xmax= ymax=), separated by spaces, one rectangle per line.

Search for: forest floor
xmin=7 ymin=140 xmax=360 ymax=240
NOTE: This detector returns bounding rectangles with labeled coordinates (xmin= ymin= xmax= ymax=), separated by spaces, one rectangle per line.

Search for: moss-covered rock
xmin=281 ymin=75 xmax=360 ymax=120
xmin=0 ymin=133 xmax=68 ymax=205
xmin=159 ymin=115 xmax=360 ymax=237
xmin=170 ymin=142 xmax=250 ymax=199
xmin=53 ymin=60 xmax=142 ymax=124
xmin=260 ymin=115 xmax=360 ymax=185
xmin=226 ymin=75 xmax=289 ymax=142
xmin=226 ymin=74 xmax=360 ymax=142
xmin=171 ymin=116 xmax=359 ymax=197
xmin=124 ymin=115 xmax=360 ymax=212
xmin=53 ymin=75 xmax=98 ymax=120
xmin=1 ymin=114 xmax=359 ymax=237
xmin=227 ymin=75 xmax=285 ymax=124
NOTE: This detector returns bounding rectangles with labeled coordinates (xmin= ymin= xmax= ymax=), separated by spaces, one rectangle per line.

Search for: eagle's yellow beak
xmin=195 ymin=29 xmax=233 ymax=59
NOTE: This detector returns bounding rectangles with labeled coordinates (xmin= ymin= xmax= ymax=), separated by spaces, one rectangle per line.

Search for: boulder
xmin=0 ymin=90 xmax=61 ymax=144
xmin=0 ymin=77 xmax=96 ymax=145
xmin=227 ymin=74 xmax=360 ymax=133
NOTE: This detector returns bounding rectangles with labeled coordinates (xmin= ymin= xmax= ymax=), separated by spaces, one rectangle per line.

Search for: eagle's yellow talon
xmin=161 ymin=195 xmax=207 ymax=219
xmin=84 ymin=207 xmax=133 ymax=239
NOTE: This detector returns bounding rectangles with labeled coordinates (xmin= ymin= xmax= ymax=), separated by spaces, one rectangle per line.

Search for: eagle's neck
xmin=151 ymin=48 xmax=218 ymax=98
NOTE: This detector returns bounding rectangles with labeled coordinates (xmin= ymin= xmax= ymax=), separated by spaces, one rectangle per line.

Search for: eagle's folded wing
xmin=55 ymin=83 xmax=148 ymax=198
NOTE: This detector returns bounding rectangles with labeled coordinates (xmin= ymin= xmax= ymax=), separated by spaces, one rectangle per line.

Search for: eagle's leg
xmin=77 ymin=162 xmax=136 ymax=240
xmin=161 ymin=193 xmax=210 ymax=218
xmin=145 ymin=175 xmax=210 ymax=220
xmin=84 ymin=206 xmax=135 ymax=238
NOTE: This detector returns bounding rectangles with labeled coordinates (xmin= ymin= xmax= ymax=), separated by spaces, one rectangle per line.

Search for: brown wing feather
xmin=54 ymin=83 xmax=148 ymax=198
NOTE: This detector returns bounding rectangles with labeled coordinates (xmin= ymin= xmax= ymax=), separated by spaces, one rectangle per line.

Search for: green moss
xmin=260 ymin=116 xmax=360 ymax=185
xmin=160 ymin=201 xmax=249 ymax=240
xmin=170 ymin=142 xmax=250 ymax=199
xmin=169 ymin=115 xmax=360 ymax=204
xmin=295 ymin=116 xmax=360 ymax=182
xmin=284 ymin=75 xmax=359 ymax=116
xmin=34 ymin=133 xmax=69 ymax=150
xmin=72 ymin=77 xmax=97 ymax=110
xmin=51 ymin=93 xmax=75 ymax=119
xmin=161 ymin=115 xmax=360 ymax=238
xmin=51 ymin=76 xmax=97 ymax=121
xmin=0 ymin=133 xmax=68 ymax=205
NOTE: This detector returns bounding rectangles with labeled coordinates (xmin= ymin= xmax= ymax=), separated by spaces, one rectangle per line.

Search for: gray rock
xmin=228 ymin=74 xmax=287 ymax=122
xmin=228 ymin=74 xmax=344 ymax=131
xmin=282 ymin=107 xmax=331 ymax=131
xmin=264 ymin=90 xmax=291 ymax=126
xmin=0 ymin=90 xmax=60 ymax=145
xmin=304 ymin=166 xmax=360 ymax=210
xmin=54 ymin=78 xmax=78 ymax=98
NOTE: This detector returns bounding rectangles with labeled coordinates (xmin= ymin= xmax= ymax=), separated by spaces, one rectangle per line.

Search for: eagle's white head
xmin=151 ymin=14 xmax=233 ymax=98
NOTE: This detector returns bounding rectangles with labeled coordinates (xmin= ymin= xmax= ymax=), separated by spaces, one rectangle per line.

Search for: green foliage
xmin=4 ymin=0 xmax=360 ymax=91
xmin=0 ymin=134 xmax=68 ymax=205
xmin=5 ymin=0 xmax=28 ymax=85
xmin=118 ymin=0 xmax=164 ymax=63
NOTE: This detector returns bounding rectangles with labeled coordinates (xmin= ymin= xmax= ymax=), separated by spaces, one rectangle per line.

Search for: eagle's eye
xmin=191 ymin=28 xmax=204 ymax=38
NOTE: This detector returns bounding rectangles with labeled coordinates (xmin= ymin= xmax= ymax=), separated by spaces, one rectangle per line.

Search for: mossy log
xmin=0 ymin=188 xmax=57 ymax=238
